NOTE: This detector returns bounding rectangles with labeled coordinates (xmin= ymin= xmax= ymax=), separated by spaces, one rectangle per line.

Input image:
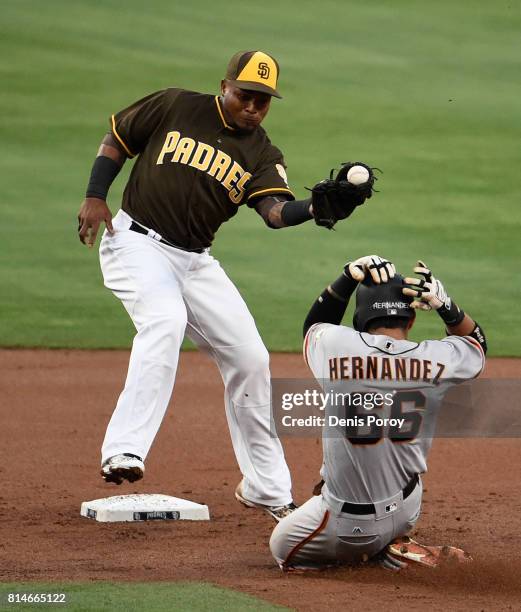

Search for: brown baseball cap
xmin=225 ymin=50 xmax=282 ymax=99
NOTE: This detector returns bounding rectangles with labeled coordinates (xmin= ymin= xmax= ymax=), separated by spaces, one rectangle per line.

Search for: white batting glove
xmin=345 ymin=255 xmax=395 ymax=284
xmin=403 ymin=260 xmax=450 ymax=310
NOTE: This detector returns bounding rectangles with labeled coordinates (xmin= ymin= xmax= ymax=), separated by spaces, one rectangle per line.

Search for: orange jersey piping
xmin=214 ymin=96 xmax=235 ymax=130
xmin=248 ymin=187 xmax=294 ymax=200
xmin=111 ymin=115 xmax=135 ymax=158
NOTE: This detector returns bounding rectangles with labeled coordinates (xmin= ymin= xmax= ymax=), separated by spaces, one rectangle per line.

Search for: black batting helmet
xmin=353 ymin=274 xmax=415 ymax=332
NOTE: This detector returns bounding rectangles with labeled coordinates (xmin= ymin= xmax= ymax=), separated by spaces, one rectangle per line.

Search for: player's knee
xmin=269 ymin=524 xmax=288 ymax=568
xmin=143 ymin=312 xmax=187 ymax=347
xmin=222 ymin=343 xmax=270 ymax=404
xmin=161 ymin=313 xmax=187 ymax=337
xmin=236 ymin=343 xmax=270 ymax=377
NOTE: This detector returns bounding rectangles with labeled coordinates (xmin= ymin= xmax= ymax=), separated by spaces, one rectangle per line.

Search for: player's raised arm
xmin=77 ymin=133 xmax=127 ymax=247
xmin=302 ymin=255 xmax=395 ymax=336
xmin=253 ymin=161 xmax=377 ymax=230
xmin=402 ymin=260 xmax=487 ymax=354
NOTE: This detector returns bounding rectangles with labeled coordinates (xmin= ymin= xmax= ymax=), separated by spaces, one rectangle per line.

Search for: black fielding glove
xmin=310 ymin=161 xmax=377 ymax=230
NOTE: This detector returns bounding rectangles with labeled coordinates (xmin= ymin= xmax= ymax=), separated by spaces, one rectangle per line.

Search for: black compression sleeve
xmin=303 ymin=272 xmax=358 ymax=337
xmin=281 ymin=198 xmax=313 ymax=226
xmin=86 ymin=156 xmax=122 ymax=200
xmin=329 ymin=273 xmax=359 ymax=301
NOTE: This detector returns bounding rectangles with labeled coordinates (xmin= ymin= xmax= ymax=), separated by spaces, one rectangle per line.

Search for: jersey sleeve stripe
xmin=465 ymin=336 xmax=486 ymax=375
xmin=111 ymin=115 xmax=136 ymax=158
xmin=303 ymin=323 xmax=321 ymax=367
xmin=303 ymin=329 xmax=311 ymax=367
xmin=456 ymin=336 xmax=485 ymax=378
xmin=466 ymin=336 xmax=484 ymax=354
xmin=247 ymin=187 xmax=295 ymax=200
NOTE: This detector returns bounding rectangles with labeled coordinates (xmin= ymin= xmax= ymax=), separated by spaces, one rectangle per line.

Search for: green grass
xmin=0 ymin=582 xmax=288 ymax=611
xmin=1 ymin=0 xmax=520 ymax=354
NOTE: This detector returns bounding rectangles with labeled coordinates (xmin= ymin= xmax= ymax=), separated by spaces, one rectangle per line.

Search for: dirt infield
xmin=2 ymin=349 xmax=520 ymax=611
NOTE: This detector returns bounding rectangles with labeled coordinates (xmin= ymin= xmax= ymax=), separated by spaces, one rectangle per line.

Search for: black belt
xmin=129 ymin=222 xmax=205 ymax=254
xmin=341 ymin=474 xmax=419 ymax=515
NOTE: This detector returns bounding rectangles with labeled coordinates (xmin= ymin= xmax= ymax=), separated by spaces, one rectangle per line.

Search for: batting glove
xmin=344 ymin=255 xmax=395 ymax=284
xmin=403 ymin=260 xmax=450 ymax=311
xmin=376 ymin=550 xmax=409 ymax=571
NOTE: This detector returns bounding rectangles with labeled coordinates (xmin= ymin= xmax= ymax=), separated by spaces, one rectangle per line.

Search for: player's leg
xmin=182 ymin=252 xmax=292 ymax=507
xmin=269 ymin=495 xmax=337 ymax=569
xmin=98 ymin=211 xmax=188 ymax=478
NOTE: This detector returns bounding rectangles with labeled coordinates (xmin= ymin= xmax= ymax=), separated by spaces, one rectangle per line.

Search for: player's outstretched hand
xmin=375 ymin=550 xmax=408 ymax=571
xmin=78 ymin=197 xmax=114 ymax=248
xmin=403 ymin=260 xmax=449 ymax=310
xmin=344 ymin=255 xmax=395 ymax=284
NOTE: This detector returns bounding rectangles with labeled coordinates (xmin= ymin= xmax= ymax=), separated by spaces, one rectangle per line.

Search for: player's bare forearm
xmin=446 ymin=313 xmax=475 ymax=337
xmin=446 ymin=313 xmax=487 ymax=354
xmin=97 ymin=133 xmax=127 ymax=166
xmin=254 ymin=197 xmax=313 ymax=229
xmin=256 ymin=199 xmax=286 ymax=228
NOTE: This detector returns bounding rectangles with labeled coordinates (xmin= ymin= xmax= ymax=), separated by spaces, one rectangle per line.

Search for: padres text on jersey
xmin=110 ymin=89 xmax=294 ymax=249
xmin=155 ymin=131 xmax=252 ymax=204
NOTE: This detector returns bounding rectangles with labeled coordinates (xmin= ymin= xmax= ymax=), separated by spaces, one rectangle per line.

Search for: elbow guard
xmin=469 ymin=321 xmax=487 ymax=355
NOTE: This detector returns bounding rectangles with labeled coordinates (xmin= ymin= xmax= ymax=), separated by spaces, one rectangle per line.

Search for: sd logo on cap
xmin=225 ymin=51 xmax=282 ymax=98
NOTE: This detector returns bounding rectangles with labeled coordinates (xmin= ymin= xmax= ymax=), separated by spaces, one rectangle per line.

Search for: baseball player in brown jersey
xmin=76 ymin=51 xmax=371 ymax=521
xmin=270 ymin=255 xmax=487 ymax=566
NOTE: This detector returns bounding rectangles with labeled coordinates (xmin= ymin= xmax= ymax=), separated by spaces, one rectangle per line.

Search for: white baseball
xmin=346 ymin=165 xmax=370 ymax=186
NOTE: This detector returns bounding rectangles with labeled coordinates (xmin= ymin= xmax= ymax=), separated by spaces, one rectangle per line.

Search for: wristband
xmin=437 ymin=299 xmax=465 ymax=326
xmin=86 ymin=156 xmax=121 ymax=200
xmin=280 ymin=198 xmax=313 ymax=226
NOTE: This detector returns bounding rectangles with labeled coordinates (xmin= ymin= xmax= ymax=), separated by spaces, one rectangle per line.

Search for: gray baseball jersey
xmin=303 ymin=323 xmax=485 ymax=505
xmin=270 ymin=323 xmax=484 ymax=570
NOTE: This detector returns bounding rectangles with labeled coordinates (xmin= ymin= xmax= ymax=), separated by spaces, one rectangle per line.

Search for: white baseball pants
xmin=98 ymin=209 xmax=292 ymax=506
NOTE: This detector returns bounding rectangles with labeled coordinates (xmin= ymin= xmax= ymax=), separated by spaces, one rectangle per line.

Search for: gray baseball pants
xmin=270 ymin=479 xmax=422 ymax=570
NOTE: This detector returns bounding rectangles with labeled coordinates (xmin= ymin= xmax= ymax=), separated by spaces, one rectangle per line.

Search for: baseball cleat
xmin=235 ymin=479 xmax=297 ymax=522
xmin=100 ymin=453 xmax=144 ymax=485
xmin=385 ymin=535 xmax=472 ymax=568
